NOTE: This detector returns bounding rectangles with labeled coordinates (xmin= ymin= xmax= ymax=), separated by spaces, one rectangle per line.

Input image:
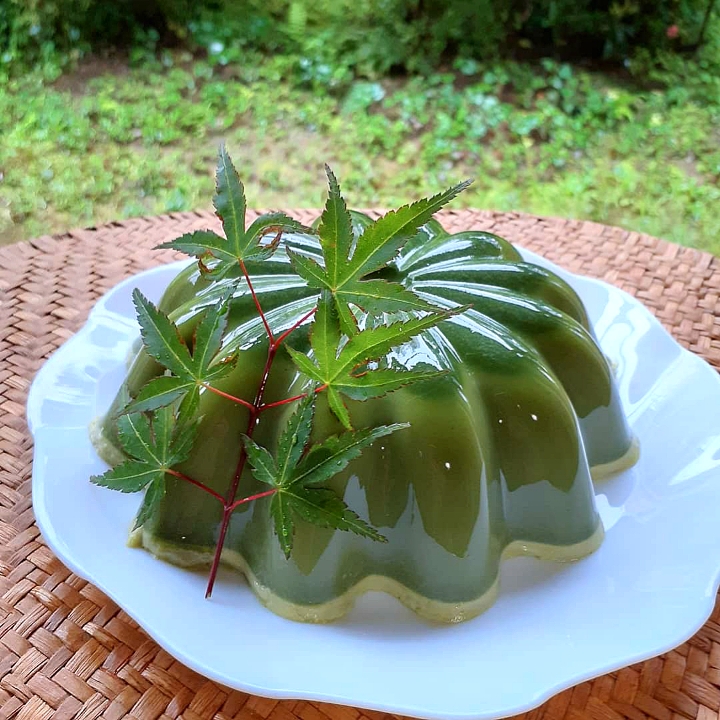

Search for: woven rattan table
xmin=3 ymin=208 xmax=720 ymax=720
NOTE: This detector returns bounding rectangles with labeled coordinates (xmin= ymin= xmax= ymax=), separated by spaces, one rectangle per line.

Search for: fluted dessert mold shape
xmin=91 ymin=209 xmax=637 ymax=623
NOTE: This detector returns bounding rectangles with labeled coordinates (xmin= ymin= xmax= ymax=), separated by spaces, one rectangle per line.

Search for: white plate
xmin=28 ymin=250 xmax=720 ymax=720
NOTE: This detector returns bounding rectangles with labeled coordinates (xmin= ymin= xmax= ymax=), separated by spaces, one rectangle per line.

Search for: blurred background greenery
xmin=1 ymin=0 xmax=718 ymax=251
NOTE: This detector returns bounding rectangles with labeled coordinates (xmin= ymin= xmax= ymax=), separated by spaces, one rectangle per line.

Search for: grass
xmin=1 ymin=38 xmax=720 ymax=253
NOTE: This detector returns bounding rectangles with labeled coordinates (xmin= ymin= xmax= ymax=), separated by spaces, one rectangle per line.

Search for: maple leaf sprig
xmin=91 ymin=406 xmax=279 ymax=527
xmin=242 ymin=397 xmax=406 ymax=556
xmin=91 ymin=146 xmax=472 ymax=600
xmin=284 ymin=168 xmax=470 ymax=428
xmin=157 ymin=145 xmax=311 ymax=277
xmin=287 ymin=292 xmax=459 ymax=429
xmin=287 ymin=166 xmax=471 ymax=336
xmin=124 ymin=287 xmax=249 ymax=417
xmin=131 ymin=146 xmax=326 ymax=597
xmin=91 ymin=406 xmax=207 ymax=526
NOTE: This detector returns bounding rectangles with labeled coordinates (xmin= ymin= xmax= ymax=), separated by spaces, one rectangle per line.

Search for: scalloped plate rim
xmin=27 ymin=248 xmax=720 ymax=720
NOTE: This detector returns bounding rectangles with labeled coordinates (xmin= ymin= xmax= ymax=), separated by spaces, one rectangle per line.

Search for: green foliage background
xmin=1 ymin=0 xmax=718 ymax=252
xmin=2 ymin=0 xmax=712 ymax=71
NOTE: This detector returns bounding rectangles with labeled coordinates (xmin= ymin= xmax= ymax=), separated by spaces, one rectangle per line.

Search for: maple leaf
xmin=124 ymin=287 xmax=237 ymax=416
xmin=157 ymin=145 xmax=311 ymax=275
xmin=287 ymin=165 xmax=471 ymax=334
xmin=287 ymin=293 xmax=457 ymax=428
xmin=242 ymin=397 xmax=405 ymax=557
xmin=91 ymin=406 xmax=198 ymax=530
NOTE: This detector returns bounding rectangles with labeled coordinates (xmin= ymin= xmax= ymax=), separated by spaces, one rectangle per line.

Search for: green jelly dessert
xmin=94 ymin=211 xmax=637 ymax=623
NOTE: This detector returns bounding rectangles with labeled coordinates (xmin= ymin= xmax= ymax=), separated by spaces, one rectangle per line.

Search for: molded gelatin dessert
xmin=94 ymin=208 xmax=637 ymax=623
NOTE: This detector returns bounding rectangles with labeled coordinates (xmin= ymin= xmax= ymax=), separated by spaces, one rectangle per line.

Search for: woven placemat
xmin=2 ymin=208 xmax=720 ymax=720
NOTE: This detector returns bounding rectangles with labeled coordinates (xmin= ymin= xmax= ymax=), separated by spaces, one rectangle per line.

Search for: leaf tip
xmin=444 ymin=178 xmax=473 ymax=202
xmin=324 ymin=164 xmax=341 ymax=194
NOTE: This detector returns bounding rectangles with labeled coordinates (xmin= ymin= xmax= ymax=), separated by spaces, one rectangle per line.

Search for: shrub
xmin=193 ymin=0 xmax=713 ymax=79
xmin=519 ymin=0 xmax=711 ymax=57
xmin=0 ymin=0 xmax=714 ymax=76
xmin=0 ymin=0 xmax=210 ymax=72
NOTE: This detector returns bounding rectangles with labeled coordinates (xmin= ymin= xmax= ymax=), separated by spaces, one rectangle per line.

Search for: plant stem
xmin=239 ymin=259 xmax=274 ymax=342
xmin=205 ymin=380 xmax=257 ymax=596
xmin=205 ymin=344 xmax=274 ymax=598
xmin=274 ymin=306 xmax=317 ymax=345
xmin=203 ymin=262 xmax=319 ymax=598
xmin=166 ymin=469 xmax=225 ymax=503
xmin=202 ymin=383 xmax=255 ymax=410
xmin=229 ymin=487 xmax=277 ymax=512
xmin=258 ymin=376 xmax=326 ymax=412
xmin=259 ymin=392 xmax=308 ymax=412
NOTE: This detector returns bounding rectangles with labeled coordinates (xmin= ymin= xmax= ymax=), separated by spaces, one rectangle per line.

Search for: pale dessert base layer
xmin=590 ymin=436 xmax=640 ymax=481
xmin=90 ymin=417 xmax=127 ymax=467
xmin=99 ymin=419 xmax=636 ymax=624
xmin=129 ymin=522 xmax=605 ymax=624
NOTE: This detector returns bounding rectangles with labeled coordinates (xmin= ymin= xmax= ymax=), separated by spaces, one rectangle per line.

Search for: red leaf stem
xmin=203 ymin=270 xmax=320 ymax=597
xmin=239 ymin=259 xmax=274 ymax=342
xmin=259 ymin=392 xmax=308 ymax=412
xmin=165 ymin=469 xmax=225 ymax=503
xmin=205 ymin=345 xmax=273 ymax=598
xmin=202 ymin=383 xmax=255 ymax=410
xmin=274 ymin=306 xmax=317 ymax=346
xmin=229 ymin=487 xmax=277 ymax=512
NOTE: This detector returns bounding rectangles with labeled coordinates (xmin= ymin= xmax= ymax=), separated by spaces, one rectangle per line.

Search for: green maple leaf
xmin=287 ymin=293 xmax=457 ymax=428
xmin=124 ymin=287 xmax=238 ymax=416
xmin=91 ymin=406 xmax=198 ymax=530
xmin=157 ymin=145 xmax=311 ymax=275
xmin=287 ymin=165 xmax=471 ymax=334
xmin=242 ymin=397 xmax=405 ymax=557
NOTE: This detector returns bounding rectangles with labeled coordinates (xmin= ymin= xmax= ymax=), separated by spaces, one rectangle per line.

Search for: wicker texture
xmin=2 ymin=208 xmax=720 ymax=720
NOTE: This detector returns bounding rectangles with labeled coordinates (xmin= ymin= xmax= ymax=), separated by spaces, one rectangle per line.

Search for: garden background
xmin=1 ymin=0 xmax=718 ymax=252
